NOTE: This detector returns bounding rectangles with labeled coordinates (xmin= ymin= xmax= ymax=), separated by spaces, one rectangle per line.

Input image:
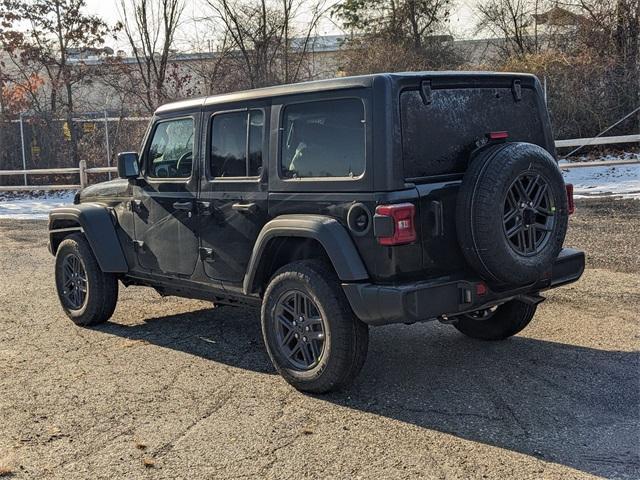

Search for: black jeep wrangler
xmin=49 ymin=72 xmax=584 ymax=393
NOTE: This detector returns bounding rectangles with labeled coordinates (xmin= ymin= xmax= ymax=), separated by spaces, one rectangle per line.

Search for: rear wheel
xmin=261 ymin=260 xmax=369 ymax=393
xmin=453 ymin=299 xmax=537 ymax=340
xmin=54 ymin=233 xmax=118 ymax=326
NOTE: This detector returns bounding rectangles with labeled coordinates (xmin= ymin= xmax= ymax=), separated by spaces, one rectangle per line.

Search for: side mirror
xmin=117 ymin=152 xmax=139 ymax=179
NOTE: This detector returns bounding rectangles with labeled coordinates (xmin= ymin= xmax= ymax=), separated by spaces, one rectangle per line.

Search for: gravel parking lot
xmin=0 ymin=199 xmax=638 ymax=479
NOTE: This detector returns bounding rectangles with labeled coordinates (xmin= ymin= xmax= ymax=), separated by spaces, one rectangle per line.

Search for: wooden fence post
xmin=79 ymin=160 xmax=88 ymax=189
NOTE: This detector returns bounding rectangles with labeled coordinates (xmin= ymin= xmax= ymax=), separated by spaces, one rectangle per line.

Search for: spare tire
xmin=456 ymin=142 xmax=568 ymax=286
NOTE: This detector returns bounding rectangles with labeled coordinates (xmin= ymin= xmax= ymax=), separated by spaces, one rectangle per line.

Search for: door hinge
xmin=512 ymin=79 xmax=522 ymax=102
xmin=420 ymin=80 xmax=432 ymax=105
xmin=199 ymin=247 xmax=214 ymax=261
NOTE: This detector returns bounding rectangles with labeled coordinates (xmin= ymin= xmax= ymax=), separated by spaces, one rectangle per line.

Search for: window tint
xmin=280 ymin=98 xmax=365 ymax=178
xmin=210 ymin=110 xmax=264 ymax=178
xmin=147 ymin=118 xmax=194 ymax=178
xmin=401 ymin=88 xmax=544 ymax=178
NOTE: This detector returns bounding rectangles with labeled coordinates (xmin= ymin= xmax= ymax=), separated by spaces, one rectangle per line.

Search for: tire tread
xmin=261 ymin=259 xmax=368 ymax=393
xmin=55 ymin=233 xmax=118 ymax=326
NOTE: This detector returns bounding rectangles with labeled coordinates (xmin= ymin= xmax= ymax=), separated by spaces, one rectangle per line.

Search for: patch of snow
xmin=0 ymin=190 xmax=76 ymax=220
xmin=562 ymin=151 xmax=640 ymax=164
xmin=561 ymin=164 xmax=640 ymax=199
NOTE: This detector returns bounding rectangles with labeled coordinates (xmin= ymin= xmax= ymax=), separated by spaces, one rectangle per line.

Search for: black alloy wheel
xmin=503 ymin=172 xmax=556 ymax=256
xmin=61 ymin=253 xmax=88 ymax=309
xmin=273 ymin=290 xmax=326 ymax=370
xmin=261 ymin=259 xmax=369 ymax=393
xmin=456 ymin=142 xmax=568 ymax=285
xmin=55 ymin=233 xmax=118 ymax=326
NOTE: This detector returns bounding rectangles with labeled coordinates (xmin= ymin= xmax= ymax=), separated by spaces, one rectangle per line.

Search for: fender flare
xmin=243 ymin=214 xmax=369 ymax=294
xmin=48 ymin=203 xmax=128 ymax=273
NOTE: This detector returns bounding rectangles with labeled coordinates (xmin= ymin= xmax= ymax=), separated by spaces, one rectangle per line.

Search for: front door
xmin=132 ymin=114 xmax=200 ymax=277
xmin=197 ymin=105 xmax=269 ymax=285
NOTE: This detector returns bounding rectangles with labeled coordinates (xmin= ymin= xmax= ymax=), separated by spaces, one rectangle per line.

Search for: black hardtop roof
xmin=155 ymin=71 xmax=537 ymax=115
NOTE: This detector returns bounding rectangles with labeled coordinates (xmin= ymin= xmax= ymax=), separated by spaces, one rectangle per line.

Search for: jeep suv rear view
xmin=48 ymin=72 xmax=584 ymax=393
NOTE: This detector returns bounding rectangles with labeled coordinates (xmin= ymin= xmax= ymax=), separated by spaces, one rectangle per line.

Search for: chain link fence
xmin=0 ymin=112 xmax=149 ymax=187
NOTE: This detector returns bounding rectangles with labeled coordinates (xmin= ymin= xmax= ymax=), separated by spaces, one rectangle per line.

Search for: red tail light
xmin=375 ymin=203 xmax=417 ymax=245
xmin=566 ymin=183 xmax=575 ymax=215
xmin=488 ymin=131 xmax=509 ymax=140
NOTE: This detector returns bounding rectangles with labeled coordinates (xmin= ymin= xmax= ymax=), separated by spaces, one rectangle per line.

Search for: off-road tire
xmin=261 ymin=259 xmax=369 ymax=393
xmin=453 ymin=299 xmax=537 ymax=340
xmin=54 ymin=233 xmax=118 ymax=326
xmin=456 ymin=142 xmax=568 ymax=286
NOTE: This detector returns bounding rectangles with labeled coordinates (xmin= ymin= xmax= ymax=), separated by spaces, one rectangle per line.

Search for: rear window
xmin=280 ymin=98 xmax=365 ymax=179
xmin=401 ymin=87 xmax=545 ymax=178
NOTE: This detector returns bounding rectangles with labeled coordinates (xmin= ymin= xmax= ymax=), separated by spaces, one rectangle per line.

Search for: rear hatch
xmin=399 ymin=74 xmax=554 ymax=276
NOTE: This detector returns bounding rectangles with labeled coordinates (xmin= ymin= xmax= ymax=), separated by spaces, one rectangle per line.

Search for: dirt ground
xmin=0 ymin=199 xmax=638 ymax=479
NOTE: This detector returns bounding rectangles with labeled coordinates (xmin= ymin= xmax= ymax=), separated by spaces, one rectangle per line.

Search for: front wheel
xmin=54 ymin=233 xmax=118 ymax=326
xmin=261 ymin=260 xmax=369 ymax=393
xmin=453 ymin=299 xmax=537 ymax=340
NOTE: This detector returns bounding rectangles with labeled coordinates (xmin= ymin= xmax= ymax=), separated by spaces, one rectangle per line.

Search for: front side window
xmin=147 ymin=118 xmax=194 ymax=178
xmin=280 ymin=98 xmax=365 ymax=179
xmin=210 ymin=110 xmax=264 ymax=178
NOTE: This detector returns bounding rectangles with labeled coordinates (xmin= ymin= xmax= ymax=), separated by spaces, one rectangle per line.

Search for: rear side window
xmin=210 ymin=109 xmax=264 ymax=178
xmin=401 ymin=88 xmax=545 ymax=178
xmin=280 ymin=98 xmax=365 ymax=178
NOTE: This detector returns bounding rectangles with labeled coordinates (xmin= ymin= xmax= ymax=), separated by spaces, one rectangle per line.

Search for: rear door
xmin=399 ymin=78 xmax=552 ymax=275
xmin=197 ymin=103 xmax=269 ymax=285
xmin=132 ymin=114 xmax=200 ymax=276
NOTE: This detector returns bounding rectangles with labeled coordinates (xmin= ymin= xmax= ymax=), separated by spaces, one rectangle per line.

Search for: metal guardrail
xmin=555 ymin=134 xmax=640 ymax=148
xmin=0 ymin=135 xmax=638 ymax=192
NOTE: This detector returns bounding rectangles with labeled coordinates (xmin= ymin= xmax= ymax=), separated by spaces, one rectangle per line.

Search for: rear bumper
xmin=342 ymin=248 xmax=585 ymax=326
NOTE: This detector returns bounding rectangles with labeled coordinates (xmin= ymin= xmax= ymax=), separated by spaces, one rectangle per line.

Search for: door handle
xmin=232 ymin=202 xmax=257 ymax=214
xmin=173 ymin=201 xmax=193 ymax=211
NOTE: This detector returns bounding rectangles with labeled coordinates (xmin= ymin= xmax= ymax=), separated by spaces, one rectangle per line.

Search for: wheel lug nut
xmin=302 ymin=337 xmax=307 ymax=342
xmin=292 ymin=321 xmax=296 ymax=327
xmin=305 ymin=326 xmax=309 ymax=331
xmin=294 ymin=333 xmax=299 ymax=339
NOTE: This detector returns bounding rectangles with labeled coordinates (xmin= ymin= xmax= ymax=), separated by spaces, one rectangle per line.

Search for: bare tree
xmin=117 ymin=0 xmax=186 ymax=111
xmin=180 ymin=18 xmax=237 ymax=96
xmin=332 ymin=0 xmax=460 ymax=74
xmin=0 ymin=0 xmax=112 ymax=162
xmin=205 ymin=0 xmax=329 ymax=89
xmin=335 ymin=0 xmax=452 ymax=50
xmin=475 ymin=0 xmax=547 ymax=58
xmin=475 ymin=0 xmax=639 ymax=138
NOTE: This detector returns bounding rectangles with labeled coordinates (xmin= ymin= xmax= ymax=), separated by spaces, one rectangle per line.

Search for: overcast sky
xmin=84 ymin=0 xmax=480 ymax=52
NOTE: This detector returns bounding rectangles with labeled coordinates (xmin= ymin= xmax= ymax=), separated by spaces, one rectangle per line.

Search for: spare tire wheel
xmin=456 ymin=142 xmax=568 ymax=286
